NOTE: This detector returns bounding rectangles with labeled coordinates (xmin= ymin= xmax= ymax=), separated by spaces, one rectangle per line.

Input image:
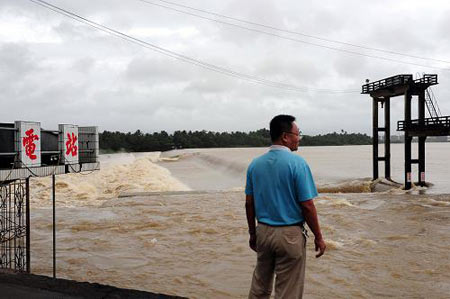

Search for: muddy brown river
xmin=29 ymin=145 xmax=450 ymax=298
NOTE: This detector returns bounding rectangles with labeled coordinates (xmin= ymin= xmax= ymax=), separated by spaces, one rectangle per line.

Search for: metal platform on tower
xmin=362 ymin=74 xmax=438 ymax=96
xmin=397 ymin=116 xmax=450 ymax=136
xmin=362 ymin=74 xmax=450 ymax=189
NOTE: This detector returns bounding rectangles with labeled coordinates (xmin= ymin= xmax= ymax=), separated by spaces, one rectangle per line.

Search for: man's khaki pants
xmin=249 ymin=223 xmax=306 ymax=299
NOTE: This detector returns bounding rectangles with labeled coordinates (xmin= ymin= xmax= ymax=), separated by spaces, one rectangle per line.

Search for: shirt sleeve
xmin=245 ymin=164 xmax=253 ymax=195
xmin=295 ymin=159 xmax=318 ymax=202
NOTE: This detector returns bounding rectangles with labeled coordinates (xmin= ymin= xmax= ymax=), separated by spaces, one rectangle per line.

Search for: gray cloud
xmin=71 ymin=56 xmax=96 ymax=73
xmin=0 ymin=43 xmax=37 ymax=81
xmin=1 ymin=0 xmax=449 ymax=134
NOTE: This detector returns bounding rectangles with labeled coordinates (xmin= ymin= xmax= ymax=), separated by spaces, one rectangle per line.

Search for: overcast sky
xmin=1 ymin=0 xmax=450 ymax=135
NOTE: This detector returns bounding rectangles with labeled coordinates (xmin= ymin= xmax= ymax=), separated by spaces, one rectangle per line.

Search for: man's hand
xmin=245 ymin=194 xmax=257 ymax=252
xmin=300 ymin=199 xmax=326 ymax=258
xmin=314 ymin=237 xmax=326 ymax=258
xmin=249 ymin=233 xmax=257 ymax=252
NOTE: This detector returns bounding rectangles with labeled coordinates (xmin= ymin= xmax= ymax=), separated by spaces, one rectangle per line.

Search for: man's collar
xmin=269 ymin=145 xmax=290 ymax=152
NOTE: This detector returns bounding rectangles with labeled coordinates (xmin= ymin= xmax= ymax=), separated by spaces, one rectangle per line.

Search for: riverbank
xmin=0 ymin=270 xmax=185 ymax=299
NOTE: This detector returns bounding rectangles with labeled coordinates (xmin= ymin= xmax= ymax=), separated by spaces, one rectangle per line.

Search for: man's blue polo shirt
xmin=245 ymin=146 xmax=318 ymax=226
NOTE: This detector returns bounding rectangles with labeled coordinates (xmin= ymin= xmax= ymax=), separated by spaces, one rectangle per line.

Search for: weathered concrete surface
xmin=0 ymin=270 xmax=186 ymax=299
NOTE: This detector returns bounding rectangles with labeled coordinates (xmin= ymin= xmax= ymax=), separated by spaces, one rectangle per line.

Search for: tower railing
xmin=397 ymin=115 xmax=450 ymax=131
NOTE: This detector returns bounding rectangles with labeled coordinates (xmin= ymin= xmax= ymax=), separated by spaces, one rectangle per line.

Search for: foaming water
xmin=317 ymin=179 xmax=373 ymax=193
xmin=30 ymin=152 xmax=189 ymax=207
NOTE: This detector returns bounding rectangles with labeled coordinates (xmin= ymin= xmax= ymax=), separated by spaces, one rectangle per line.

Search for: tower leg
xmin=384 ymin=97 xmax=391 ymax=180
xmin=418 ymin=91 xmax=426 ymax=187
xmin=404 ymin=91 xmax=412 ymax=190
xmin=418 ymin=137 xmax=426 ymax=186
xmin=372 ymin=98 xmax=379 ymax=180
xmin=405 ymin=135 xmax=412 ymax=190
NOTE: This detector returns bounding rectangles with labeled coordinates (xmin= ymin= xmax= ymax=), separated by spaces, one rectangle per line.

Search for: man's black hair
xmin=270 ymin=114 xmax=296 ymax=142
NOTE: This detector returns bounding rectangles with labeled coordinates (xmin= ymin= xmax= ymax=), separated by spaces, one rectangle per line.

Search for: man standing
xmin=245 ymin=114 xmax=326 ymax=299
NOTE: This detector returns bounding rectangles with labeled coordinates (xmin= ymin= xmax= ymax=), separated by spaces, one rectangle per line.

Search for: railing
xmin=362 ymin=74 xmax=413 ymax=94
xmin=0 ymin=127 xmax=17 ymax=131
xmin=397 ymin=115 xmax=450 ymax=131
xmin=414 ymin=74 xmax=438 ymax=85
xmin=362 ymin=74 xmax=438 ymax=94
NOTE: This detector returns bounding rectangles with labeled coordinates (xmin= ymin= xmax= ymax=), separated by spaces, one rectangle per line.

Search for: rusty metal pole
xmin=26 ymin=177 xmax=30 ymax=273
xmin=52 ymin=174 xmax=56 ymax=278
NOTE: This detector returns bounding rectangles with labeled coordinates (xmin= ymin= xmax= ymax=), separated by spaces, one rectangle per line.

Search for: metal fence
xmin=0 ymin=179 xmax=29 ymax=272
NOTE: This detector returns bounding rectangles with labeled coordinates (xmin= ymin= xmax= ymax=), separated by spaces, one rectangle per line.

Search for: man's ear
xmin=280 ymin=132 xmax=288 ymax=144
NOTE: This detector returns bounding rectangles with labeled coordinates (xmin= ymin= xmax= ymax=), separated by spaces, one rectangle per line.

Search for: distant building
xmin=379 ymin=135 xmax=404 ymax=143
xmin=391 ymin=135 xmax=403 ymax=143
xmin=379 ymin=135 xmax=449 ymax=143
xmin=427 ymin=136 xmax=450 ymax=142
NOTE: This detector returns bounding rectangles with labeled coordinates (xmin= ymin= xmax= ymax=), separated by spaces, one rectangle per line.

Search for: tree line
xmin=99 ymin=129 xmax=372 ymax=152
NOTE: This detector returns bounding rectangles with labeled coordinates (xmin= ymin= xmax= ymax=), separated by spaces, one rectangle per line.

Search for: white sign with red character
xmin=59 ymin=124 xmax=79 ymax=164
xmin=15 ymin=121 xmax=41 ymax=167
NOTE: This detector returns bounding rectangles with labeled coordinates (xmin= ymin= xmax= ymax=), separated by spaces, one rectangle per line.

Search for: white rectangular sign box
xmin=79 ymin=126 xmax=99 ymax=163
xmin=59 ymin=124 xmax=79 ymax=164
xmin=15 ymin=121 xmax=41 ymax=167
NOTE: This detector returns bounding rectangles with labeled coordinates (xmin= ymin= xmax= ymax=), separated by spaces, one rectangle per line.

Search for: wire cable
xmin=149 ymin=0 xmax=450 ymax=65
xmin=0 ymin=155 xmax=19 ymax=185
xmin=29 ymin=0 xmax=360 ymax=94
xmin=68 ymin=162 xmax=100 ymax=175
xmin=18 ymin=153 xmax=62 ymax=178
xmin=135 ymin=0 xmax=450 ymax=71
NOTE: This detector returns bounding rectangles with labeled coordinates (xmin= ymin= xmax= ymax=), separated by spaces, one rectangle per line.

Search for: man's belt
xmin=258 ymin=221 xmax=304 ymax=227
xmin=258 ymin=221 xmax=308 ymax=239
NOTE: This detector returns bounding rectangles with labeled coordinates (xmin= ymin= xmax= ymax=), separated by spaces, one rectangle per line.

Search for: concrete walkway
xmin=0 ymin=270 xmax=186 ymax=299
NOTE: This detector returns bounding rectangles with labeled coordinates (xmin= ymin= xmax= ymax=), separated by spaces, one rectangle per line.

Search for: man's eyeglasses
xmin=283 ymin=131 xmax=302 ymax=140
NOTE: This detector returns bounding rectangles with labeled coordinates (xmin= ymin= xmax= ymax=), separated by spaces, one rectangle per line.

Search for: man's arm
xmin=300 ymin=199 xmax=326 ymax=258
xmin=245 ymin=195 xmax=257 ymax=252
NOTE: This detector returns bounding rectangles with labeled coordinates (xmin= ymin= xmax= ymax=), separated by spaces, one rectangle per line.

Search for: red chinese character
xmin=22 ymin=128 xmax=39 ymax=160
xmin=66 ymin=132 xmax=78 ymax=157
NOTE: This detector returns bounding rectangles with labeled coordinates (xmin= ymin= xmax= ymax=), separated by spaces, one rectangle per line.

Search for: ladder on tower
xmin=416 ymin=73 xmax=441 ymax=123
xmin=425 ymin=86 xmax=442 ymax=123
